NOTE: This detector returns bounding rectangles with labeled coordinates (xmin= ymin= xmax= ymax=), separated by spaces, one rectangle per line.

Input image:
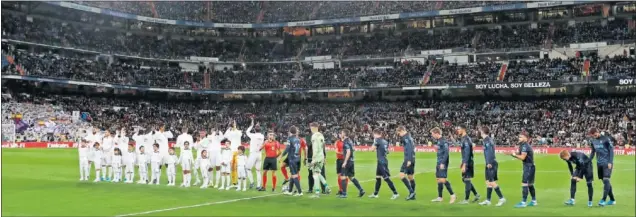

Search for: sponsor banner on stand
xmin=198 ymin=110 xmax=216 ymax=114
xmin=5 ymin=142 xmax=633 ymax=156
xmin=7 ymin=141 xmax=250 ymax=149
xmin=324 ymin=145 xmax=634 ymax=156
xmin=2 ymin=141 xmax=176 ymax=148
xmin=189 ymin=56 xmax=219 ymax=62
xmin=608 ymin=78 xmax=635 ymax=86
xmin=1 ymin=142 xmax=76 ymax=148
xmin=328 ymin=92 xmax=353 ymax=98
xmin=609 ymin=78 xmax=636 ymax=93
xmin=470 ymin=81 xmax=561 ymax=90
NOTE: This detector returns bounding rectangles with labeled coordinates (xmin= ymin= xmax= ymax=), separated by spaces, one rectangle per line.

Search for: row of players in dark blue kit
xmin=347 ymin=126 xmax=617 ymax=208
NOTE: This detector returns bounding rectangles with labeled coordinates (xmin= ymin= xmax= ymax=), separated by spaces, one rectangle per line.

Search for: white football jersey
xmin=198 ymin=157 xmax=211 ymax=169
xmin=165 ymin=154 xmax=178 ymax=165
xmin=237 ymin=155 xmax=247 ymax=167
xmin=246 ymin=126 xmax=264 ymax=154
xmin=78 ymin=145 xmax=90 ymax=160
xmin=179 ymin=148 xmax=195 ymax=165
xmin=137 ymin=153 xmax=149 ymax=166
xmin=225 ymin=129 xmax=242 ymax=151
xmin=221 ymin=149 xmax=233 ymax=165
xmin=150 ymin=151 xmax=163 ymax=164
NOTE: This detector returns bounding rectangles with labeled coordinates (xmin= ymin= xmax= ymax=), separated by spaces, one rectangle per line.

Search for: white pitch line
xmin=499 ymin=168 xmax=635 ymax=173
xmin=113 ymin=157 xmax=525 ymax=216
xmin=113 ymin=168 xmax=434 ymax=217
xmin=114 ymin=193 xmax=283 ymax=217
xmin=113 ymin=171 xmax=418 ymax=217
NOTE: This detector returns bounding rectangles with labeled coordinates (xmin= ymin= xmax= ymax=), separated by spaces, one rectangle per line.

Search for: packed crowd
xmin=2 ymin=98 xmax=90 ymax=143
xmin=3 ymin=47 xmax=635 ymax=89
xmin=4 ymin=51 xmax=189 ymax=88
xmin=77 ymin=1 xmax=514 ymax=23
xmin=2 ymin=10 xmax=634 ymax=62
xmin=503 ymin=59 xmax=581 ymax=82
xmin=0 ymin=48 xmax=417 ymax=89
xmin=1 ymin=12 xmax=283 ymax=61
xmin=426 ymin=62 xmax=501 ymax=85
xmin=552 ymin=19 xmax=636 ymax=45
xmin=405 ymin=30 xmax=475 ymax=51
xmin=3 ymin=91 xmax=635 ymax=148
xmin=591 ymin=56 xmax=636 ymax=79
xmin=474 ymin=25 xmax=548 ymax=50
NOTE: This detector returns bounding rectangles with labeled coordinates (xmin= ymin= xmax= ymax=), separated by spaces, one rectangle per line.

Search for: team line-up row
xmin=77 ymin=122 xmax=618 ymax=208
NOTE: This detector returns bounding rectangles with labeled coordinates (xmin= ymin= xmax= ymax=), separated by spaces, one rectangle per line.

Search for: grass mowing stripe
xmin=6 ymin=149 xmax=631 ymax=216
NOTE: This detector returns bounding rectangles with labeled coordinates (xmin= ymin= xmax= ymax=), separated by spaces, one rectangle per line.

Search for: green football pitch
xmin=2 ymin=149 xmax=634 ymax=216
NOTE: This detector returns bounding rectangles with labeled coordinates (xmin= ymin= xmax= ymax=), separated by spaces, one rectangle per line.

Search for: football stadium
xmin=1 ymin=1 xmax=635 ymax=216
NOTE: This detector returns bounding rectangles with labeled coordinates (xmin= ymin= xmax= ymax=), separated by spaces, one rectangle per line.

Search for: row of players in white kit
xmin=77 ymin=123 xmax=266 ymax=190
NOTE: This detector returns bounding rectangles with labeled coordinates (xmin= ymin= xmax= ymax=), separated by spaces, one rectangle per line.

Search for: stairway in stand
xmin=148 ymin=1 xmax=159 ymax=18
xmin=255 ymin=1 xmax=267 ymax=23
xmin=471 ymin=32 xmax=482 ymax=49
xmin=543 ymin=24 xmax=555 ymax=49
xmin=238 ymin=40 xmax=247 ymax=62
xmin=497 ymin=61 xmax=509 ymax=82
xmin=420 ymin=60 xmax=438 ymax=85
xmin=296 ymin=43 xmax=308 ymax=59
xmin=291 ymin=43 xmax=308 ymax=82
xmin=309 ymin=3 xmax=322 ymax=19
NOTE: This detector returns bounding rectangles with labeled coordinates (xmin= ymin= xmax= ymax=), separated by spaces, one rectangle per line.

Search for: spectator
xmin=2 ymin=89 xmax=634 ymax=148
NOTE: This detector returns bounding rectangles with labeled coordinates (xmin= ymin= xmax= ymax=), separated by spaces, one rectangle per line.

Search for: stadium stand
xmin=1 ymin=1 xmax=635 ymax=149
xmin=2 ymin=85 xmax=635 ymax=148
xmin=2 ymin=6 xmax=634 ymax=61
xmin=75 ymin=1 xmax=514 ymax=23
xmin=3 ymin=46 xmax=634 ymax=88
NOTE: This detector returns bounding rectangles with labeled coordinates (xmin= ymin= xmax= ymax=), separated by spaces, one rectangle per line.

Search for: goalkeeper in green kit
xmin=308 ymin=122 xmax=331 ymax=198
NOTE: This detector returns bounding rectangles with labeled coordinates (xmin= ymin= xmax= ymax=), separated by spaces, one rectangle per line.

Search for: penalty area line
xmin=113 ymin=193 xmax=283 ymax=217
